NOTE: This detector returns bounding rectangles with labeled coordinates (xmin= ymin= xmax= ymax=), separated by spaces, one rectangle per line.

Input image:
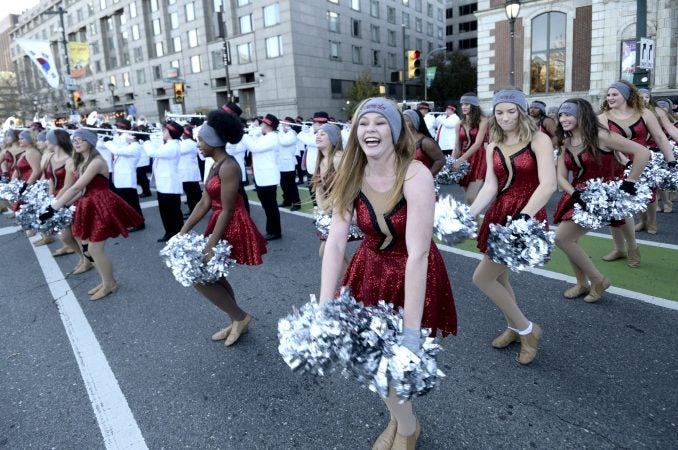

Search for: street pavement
xmin=1 ymin=187 xmax=677 ymax=449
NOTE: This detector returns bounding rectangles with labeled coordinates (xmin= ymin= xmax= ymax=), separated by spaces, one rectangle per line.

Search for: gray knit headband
xmin=637 ymin=88 xmax=650 ymax=96
xmin=19 ymin=130 xmax=33 ymax=143
xmin=609 ymin=82 xmax=631 ymax=100
xmin=356 ymin=98 xmax=402 ymax=144
xmin=319 ymin=123 xmax=340 ymax=147
xmin=558 ymin=102 xmax=578 ymax=117
xmin=530 ymin=101 xmax=546 ymax=115
xmin=492 ymin=89 xmax=527 ymax=112
xmin=403 ymin=109 xmax=420 ymax=130
xmin=460 ymin=95 xmax=480 ymax=107
xmin=199 ymin=123 xmax=226 ymax=147
xmin=657 ymin=100 xmax=670 ymax=110
xmin=72 ymin=128 xmax=98 ymax=147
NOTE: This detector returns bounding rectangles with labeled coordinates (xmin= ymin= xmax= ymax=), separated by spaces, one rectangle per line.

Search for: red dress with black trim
xmin=341 ymin=182 xmax=457 ymax=337
xmin=414 ymin=139 xmax=433 ymax=169
xmin=2 ymin=151 xmax=16 ymax=176
xmin=11 ymin=152 xmax=31 ymax=211
xmin=204 ymin=173 xmax=267 ymax=265
xmin=477 ymin=143 xmax=548 ymax=253
xmin=44 ymin=161 xmax=67 ymax=195
xmin=553 ymin=147 xmax=621 ymax=223
xmin=458 ymin=125 xmax=487 ymax=186
xmin=607 ymin=115 xmax=656 ymax=202
xmin=71 ymin=174 xmax=143 ymax=241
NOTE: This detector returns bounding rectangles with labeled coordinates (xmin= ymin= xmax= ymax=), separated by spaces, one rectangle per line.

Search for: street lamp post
xmin=108 ymin=83 xmax=116 ymax=114
xmin=505 ymin=0 xmax=521 ymax=87
xmin=424 ymin=47 xmax=447 ymax=101
xmin=44 ymin=7 xmax=75 ymax=116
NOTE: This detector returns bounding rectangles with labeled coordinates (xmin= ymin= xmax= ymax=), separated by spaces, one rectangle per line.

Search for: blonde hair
xmin=311 ymin=130 xmax=343 ymax=197
xmin=327 ymin=97 xmax=415 ymax=214
xmin=488 ymin=106 xmax=537 ymax=144
xmin=72 ymin=140 xmax=101 ymax=175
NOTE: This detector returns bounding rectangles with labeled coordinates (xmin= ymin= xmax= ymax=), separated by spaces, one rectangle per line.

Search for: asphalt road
xmin=1 ymin=188 xmax=677 ymax=449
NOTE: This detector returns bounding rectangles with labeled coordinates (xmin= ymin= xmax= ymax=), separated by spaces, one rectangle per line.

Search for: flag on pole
xmin=16 ymin=39 xmax=60 ymax=88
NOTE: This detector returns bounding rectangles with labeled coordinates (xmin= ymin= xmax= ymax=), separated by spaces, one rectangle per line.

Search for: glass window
xmin=371 ymin=25 xmax=380 ymax=43
xmin=152 ymin=19 xmax=161 ymax=36
xmin=372 ymin=49 xmax=380 ymax=66
xmin=351 ymin=19 xmax=361 ymax=38
xmin=188 ymin=29 xmax=198 ymax=48
xmin=150 ymin=0 xmax=158 ymax=12
xmin=153 ymin=65 xmax=162 ymax=80
xmin=155 ymin=41 xmax=164 ymax=57
xmin=170 ymin=59 xmax=180 ymax=69
xmin=237 ymin=43 xmax=252 ymax=64
xmin=351 ymin=0 xmax=360 ymax=11
xmin=402 ymin=0 xmax=409 ymax=5
xmin=530 ymin=12 xmax=566 ymax=93
xmin=352 ymin=45 xmax=362 ymax=64
xmin=172 ymin=36 xmax=182 ymax=52
xmin=388 ymin=52 xmax=396 ymax=68
xmin=91 ymin=41 xmax=100 ymax=54
xmin=237 ymin=0 xmax=251 ymax=5
xmin=129 ymin=2 xmax=137 ymax=18
xmin=265 ymin=35 xmax=283 ymax=58
xmin=133 ymin=46 xmax=143 ymax=62
xmin=328 ymin=0 xmax=338 ymax=3
xmin=186 ymin=3 xmax=195 ymax=21
xmin=170 ymin=12 xmax=179 ymax=29
xmin=402 ymin=12 xmax=410 ymax=28
xmin=212 ymin=50 xmax=224 ymax=69
xmin=387 ymin=6 xmax=395 ymax=24
xmin=100 ymin=0 xmax=106 ymax=9
xmin=330 ymin=41 xmax=340 ymax=60
xmin=427 ymin=22 xmax=433 ymax=36
xmin=427 ymin=2 xmax=433 ymax=17
xmin=388 ymin=29 xmax=396 ymax=46
xmin=415 ymin=18 xmax=422 ymax=32
xmin=328 ymin=12 xmax=340 ymax=33
xmin=132 ymin=24 xmax=140 ymax=40
xmin=94 ymin=60 xmax=101 ymax=73
xmin=239 ymin=14 xmax=253 ymax=34
xmin=122 ymin=72 xmax=130 ymax=87
xmin=331 ymin=79 xmax=342 ymax=99
xmin=370 ymin=0 xmax=379 ymax=18
xmin=190 ymin=55 xmax=201 ymax=73
xmin=168 ymin=0 xmax=176 ymax=4
xmin=136 ymin=68 xmax=145 ymax=84
xmin=263 ymin=4 xmax=280 ymax=27
xmin=415 ymin=0 xmax=422 ymax=13
xmin=89 ymin=22 xmax=97 ymax=36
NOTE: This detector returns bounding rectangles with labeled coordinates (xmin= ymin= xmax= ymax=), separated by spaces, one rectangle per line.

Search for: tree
xmin=424 ymin=51 xmax=477 ymax=109
xmin=345 ymin=69 xmax=381 ymax=117
xmin=0 ymin=72 xmax=21 ymax=123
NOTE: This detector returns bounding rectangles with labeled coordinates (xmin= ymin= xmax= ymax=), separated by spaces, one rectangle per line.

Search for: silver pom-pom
xmin=314 ymin=207 xmax=364 ymax=241
xmin=38 ymin=205 xmax=75 ymax=235
xmin=159 ymin=232 xmax=236 ymax=287
xmin=278 ymin=288 xmax=445 ymax=401
xmin=433 ymin=195 xmax=477 ymax=244
xmin=15 ymin=181 xmax=50 ymax=230
xmin=435 ymin=155 xmax=470 ymax=185
xmin=625 ymin=151 xmax=666 ymax=189
xmin=0 ymin=179 xmax=25 ymax=203
xmin=659 ymin=168 xmax=678 ymax=192
xmin=488 ymin=216 xmax=555 ymax=272
xmin=572 ymin=178 xmax=652 ymax=229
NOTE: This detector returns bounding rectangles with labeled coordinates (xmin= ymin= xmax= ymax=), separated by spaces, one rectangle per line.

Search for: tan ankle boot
xmin=391 ymin=421 xmax=421 ymax=450
xmin=627 ymin=247 xmax=640 ymax=268
xmin=491 ymin=328 xmax=520 ymax=349
xmin=371 ymin=418 xmax=397 ymax=450
xmin=584 ymin=278 xmax=611 ymax=303
xmin=516 ymin=324 xmax=542 ymax=365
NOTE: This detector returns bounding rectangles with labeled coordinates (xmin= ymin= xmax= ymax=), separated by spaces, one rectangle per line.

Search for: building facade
xmin=444 ymin=0 xmax=478 ymax=66
xmin=0 ymin=15 xmax=19 ymax=73
xmin=476 ymin=0 xmax=678 ymax=110
xmin=9 ymin=0 xmax=446 ymax=122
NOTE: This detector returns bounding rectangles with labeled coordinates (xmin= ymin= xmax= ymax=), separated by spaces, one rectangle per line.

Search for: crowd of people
xmin=1 ymin=80 xmax=677 ymax=449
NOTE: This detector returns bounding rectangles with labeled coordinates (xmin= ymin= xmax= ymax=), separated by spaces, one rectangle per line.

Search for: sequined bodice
xmin=492 ymin=144 xmax=540 ymax=197
xmin=607 ymin=115 xmax=650 ymax=147
xmin=564 ymin=147 xmax=619 ymax=185
xmin=414 ymin=139 xmax=433 ymax=168
xmin=355 ymin=182 xmax=407 ymax=255
xmin=45 ymin=162 xmax=67 ymax=192
xmin=15 ymin=153 xmax=31 ymax=181
xmin=84 ymin=174 xmax=111 ymax=193
xmin=206 ymin=174 xmax=223 ymax=210
xmin=459 ymin=125 xmax=479 ymax=151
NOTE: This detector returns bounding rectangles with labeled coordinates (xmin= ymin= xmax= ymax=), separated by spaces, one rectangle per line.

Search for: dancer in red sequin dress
xmin=11 ymin=130 xmax=42 ymax=213
xmin=454 ymin=93 xmax=489 ymax=205
xmin=48 ymin=128 xmax=143 ymax=301
xmin=597 ymin=80 xmax=677 ymax=266
xmin=320 ymin=98 xmax=456 ymax=450
xmin=402 ymin=108 xmax=445 ymax=176
xmin=553 ymin=99 xmax=649 ymax=303
xmin=469 ymin=88 xmax=556 ymax=365
xmin=180 ymin=109 xmax=265 ymax=347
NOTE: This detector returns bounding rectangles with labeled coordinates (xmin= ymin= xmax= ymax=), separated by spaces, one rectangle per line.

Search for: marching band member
xmin=435 ymin=103 xmax=460 ymax=156
xmin=179 ymin=124 xmax=203 ymax=216
xmin=278 ymin=117 xmax=301 ymax=211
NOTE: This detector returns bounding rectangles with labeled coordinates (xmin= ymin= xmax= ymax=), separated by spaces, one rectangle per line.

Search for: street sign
xmin=64 ymin=75 xmax=79 ymax=91
xmin=638 ymin=37 xmax=654 ymax=70
xmin=426 ymin=66 xmax=437 ymax=88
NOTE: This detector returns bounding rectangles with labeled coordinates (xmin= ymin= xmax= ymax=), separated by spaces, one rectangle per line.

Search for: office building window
xmin=155 ymin=41 xmax=164 ymax=57
xmin=170 ymin=12 xmax=179 ymax=30
xmin=352 ymin=45 xmax=362 ymax=64
xmin=328 ymin=12 xmax=340 ymax=33
xmin=387 ymin=6 xmax=395 ymax=24
xmin=370 ymin=0 xmax=379 ymax=18
xmin=351 ymin=0 xmax=360 ymax=11
xmin=415 ymin=0 xmax=422 ymax=12
xmin=132 ymin=24 xmax=140 ymax=40
xmin=371 ymin=25 xmax=380 ymax=43
xmin=152 ymin=18 xmax=161 ymax=36
xmin=188 ymin=29 xmax=199 ymax=47
xmin=351 ymin=19 xmax=361 ymax=38
xmin=427 ymin=2 xmax=433 ymax=17
xmin=186 ymin=3 xmax=195 ymax=21
xmin=122 ymin=72 xmax=130 ymax=87
xmin=263 ymin=4 xmax=280 ymax=27
xmin=237 ymin=43 xmax=252 ymax=64
xmin=330 ymin=41 xmax=341 ymax=60
xmin=388 ymin=52 xmax=396 ymax=68
xmin=427 ymin=22 xmax=433 ymax=36
xmin=172 ymin=36 xmax=182 ymax=52
xmin=458 ymin=38 xmax=477 ymax=50
xmin=402 ymin=12 xmax=410 ymax=28
xmin=133 ymin=46 xmax=143 ymax=62
xmin=331 ymin=79 xmax=342 ymax=98
xmin=388 ymin=29 xmax=396 ymax=46
xmin=212 ymin=50 xmax=224 ymax=70
xmin=237 ymin=0 xmax=251 ymax=5
xmin=372 ymin=49 xmax=380 ymax=67
xmin=190 ymin=55 xmax=201 ymax=73
xmin=459 ymin=3 xmax=477 ymax=16
xmin=239 ymin=14 xmax=253 ymax=34
xmin=136 ymin=68 xmax=145 ymax=84
xmin=415 ymin=18 xmax=422 ymax=33
xmin=150 ymin=0 xmax=158 ymax=12
xmin=266 ymin=35 xmax=283 ymax=58
xmin=531 ymin=11 xmax=566 ymax=93
xmin=129 ymin=2 xmax=137 ymax=18
xmin=459 ymin=21 xmax=477 ymax=33
xmin=152 ymin=64 xmax=162 ymax=80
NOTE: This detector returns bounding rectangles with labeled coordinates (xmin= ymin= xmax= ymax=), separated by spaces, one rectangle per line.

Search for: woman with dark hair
xmin=454 ymin=92 xmax=490 ymax=205
xmin=180 ymin=110 xmax=267 ymax=347
xmin=553 ymin=99 xmax=649 ymax=303
xmin=143 ymin=121 xmax=184 ymax=242
xmin=402 ymin=108 xmax=445 ymax=176
xmin=45 ymin=128 xmax=144 ymax=300
xmin=598 ymin=80 xmax=677 ymax=265
xmin=0 ymin=130 xmax=22 ymax=212
xmin=320 ymin=98 xmax=456 ymax=449
xmin=469 ymin=88 xmax=556 ymax=365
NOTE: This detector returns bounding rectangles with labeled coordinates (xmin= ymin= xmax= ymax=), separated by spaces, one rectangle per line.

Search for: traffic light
xmin=174 ymin=82 xmax=184 ymax=103
xmin=407 ymin=50 xmax=422 ymax=79
xmin=73 ymin=91 xmax=84 ymax=108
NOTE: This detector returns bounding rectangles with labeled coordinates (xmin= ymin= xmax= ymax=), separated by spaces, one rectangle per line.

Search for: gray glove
xmin=401 ymin=327 xmax=423 ymax=353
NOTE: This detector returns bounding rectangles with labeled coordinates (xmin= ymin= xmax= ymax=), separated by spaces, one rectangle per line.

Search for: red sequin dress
xmin=44 ymin=161 xmax=67 ymax=195
xmin=204 ymin=173 xmax=267 ymax=265
xmin=341 ymin=181 xmax=457 ymax=337
xmin=553 ymin=148 xmax=622 ymax=223
xmin=477 ymin=143 xmax=548 ymax=253
xmin=2 ymin=150 xmax=16 ymax=175
xmin=11 ymin=152 xmax=31 ymax=211
xmin=414 ymin=139 xmax=433 ymax=169
xmin=458 ymin=125 xmax=487 ymax=187
xmin=71 ymin=174 xmax=144 ymax=241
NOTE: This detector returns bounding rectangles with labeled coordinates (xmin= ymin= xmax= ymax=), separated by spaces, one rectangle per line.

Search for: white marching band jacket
xmin=226 ymin=140 xmax=248 ymax=182
xmin=143 ymin=138 xmax=183 ymax=194
xmin=241 ymin=131 xmax=280 ymax=187
xmin=297 ymin=126 xmax=318 ymax=174
xmin=277 ymin=128 xmax=298 ymax=173
xmin=105 ymin=137 xmax=141 ymax=188
xmin=435 ymin=113 xmax=460 ymax=151
xmin=178 ymin=138 xmax=202 ymax=183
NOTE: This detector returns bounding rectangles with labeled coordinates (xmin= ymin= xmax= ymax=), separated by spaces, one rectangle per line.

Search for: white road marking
xmin=28 ymin=235 xmax=148 ymax=450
